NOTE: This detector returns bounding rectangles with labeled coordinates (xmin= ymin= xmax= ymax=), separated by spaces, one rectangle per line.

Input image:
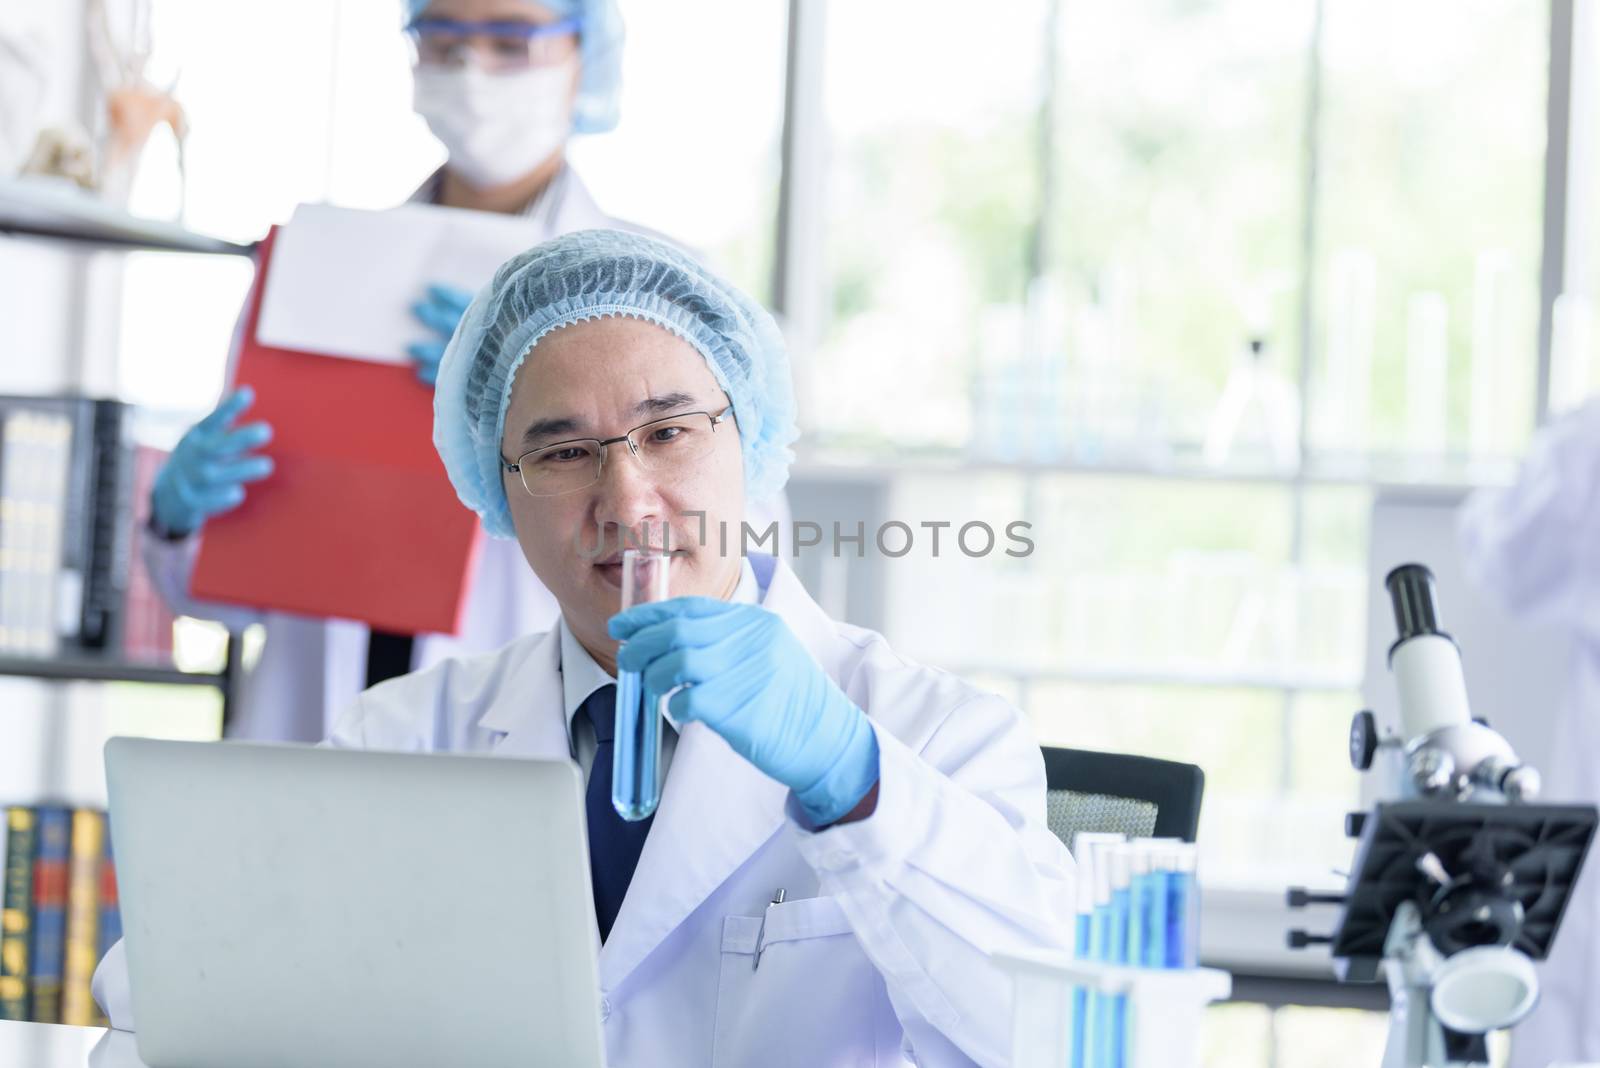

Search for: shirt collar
xmin=558 ymin=556 xmax=764 ymax=729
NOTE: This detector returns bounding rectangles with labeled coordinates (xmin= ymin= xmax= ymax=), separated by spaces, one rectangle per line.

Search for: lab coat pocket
xmin=712 ymin=896 xmax=890 ymax=1068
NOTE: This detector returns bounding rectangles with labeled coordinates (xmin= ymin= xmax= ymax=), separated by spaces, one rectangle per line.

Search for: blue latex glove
xmin=150 ymin=387 xmax=274 ymax=537
xmin=610 ymin=598 xmax=880 ymax=826
xmin=407 ymin=283 xmax=473 ymax=386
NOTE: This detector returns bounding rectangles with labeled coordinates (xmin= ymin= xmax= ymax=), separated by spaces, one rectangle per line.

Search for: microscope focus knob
xmin=1287 ymin=888 xmax=1348 ymax=908
xmin=1286 ymin=929 xmax=1334 ymax=949
xmin=1350 ymin=710 xmax=1379 ymax=771
xmin=1503 ymin=765 xmax=1542 ymax=803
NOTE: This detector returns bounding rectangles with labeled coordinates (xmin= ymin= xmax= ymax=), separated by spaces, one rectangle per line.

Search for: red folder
xmin=191 ymin=227 xmax=483 ymax=635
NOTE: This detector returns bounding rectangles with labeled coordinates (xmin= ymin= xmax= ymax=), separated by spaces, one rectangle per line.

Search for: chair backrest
xmin=1040 ymin=746 xmax=1205 ymax=847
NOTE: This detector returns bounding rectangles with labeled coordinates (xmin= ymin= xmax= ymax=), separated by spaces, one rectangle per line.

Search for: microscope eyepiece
xmin=1387 ymin=564 xmax=1443 ymax=644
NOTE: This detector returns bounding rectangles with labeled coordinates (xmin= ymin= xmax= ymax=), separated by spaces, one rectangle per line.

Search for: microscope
xmin=1288 ymin=564 xmax=1597 ymax=1068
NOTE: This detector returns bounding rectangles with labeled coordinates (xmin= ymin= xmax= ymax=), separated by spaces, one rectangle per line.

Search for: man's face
xmin=499 ymin=316 xmax=747 ymax=658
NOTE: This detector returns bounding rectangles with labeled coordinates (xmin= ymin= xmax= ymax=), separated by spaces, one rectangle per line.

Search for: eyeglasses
xmin=503 ymin=407 xmax=736 ymax=498
xmin=406 ymin=17 xmax=580 ymax=73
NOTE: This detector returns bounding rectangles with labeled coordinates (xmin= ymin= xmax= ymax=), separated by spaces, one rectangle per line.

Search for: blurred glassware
xmin=1202 ymin=336 xmax=1301 ymax=471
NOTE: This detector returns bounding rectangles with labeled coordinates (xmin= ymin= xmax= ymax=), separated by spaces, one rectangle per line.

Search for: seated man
xmin=94 ymin=230 xmax=1075 ymax=1067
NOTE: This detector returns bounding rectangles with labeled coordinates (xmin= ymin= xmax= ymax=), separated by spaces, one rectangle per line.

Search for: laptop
xmin=104 ymin=738 xmax=606 ymax=1068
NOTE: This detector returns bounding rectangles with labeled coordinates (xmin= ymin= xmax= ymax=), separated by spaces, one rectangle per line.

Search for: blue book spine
xmin=28 ymin=807 xmax=70 ymax=1023
xmin=97 ymin=828 xmax=120 ymax=961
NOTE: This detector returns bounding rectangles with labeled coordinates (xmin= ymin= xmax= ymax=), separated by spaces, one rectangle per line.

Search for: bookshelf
xmin=2 ymin=180 xmax=254 ymax=729
xmin=0 ymin=184 xmax=254 ymax=1028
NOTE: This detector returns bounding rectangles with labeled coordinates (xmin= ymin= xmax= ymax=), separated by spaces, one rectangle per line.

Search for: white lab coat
xmin=95 ymin=553 xmax=1076 ymax=1067
xmin=1459 ymin=400 xmax=1600 ymax=1068
xmin=148 ymin=166 xmax=785 ymax=743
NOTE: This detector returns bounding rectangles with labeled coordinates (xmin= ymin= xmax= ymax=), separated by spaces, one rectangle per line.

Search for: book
xmin=80 ymin=402 xmax=132 ymax=651
xmin=0 ymin=397 xmax=133 ymax=657
xmin=96 ymin=825 xmax=119 ymax=1028
xmin=60 ymin=809 xmax=104 ymax=1025
xmin=28 ymin=806 xmax=70 ymax=1023
xmin=0 ymin=807 xmax=36 ymax=1020
xmin=0 ymin=409 xmax=74 ymax=656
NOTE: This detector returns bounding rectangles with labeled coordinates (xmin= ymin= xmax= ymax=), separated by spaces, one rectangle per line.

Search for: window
xmin=796 ymin=0 xmax=1551 ymax=945
xmin=808 ymin=0 xmax=1046 ymax=448
xmin=1555 ymin=1 xmax=1600 ymax=414
xmin=1313 ymin=0 xmax=1546 ymax=458
xmin=568 ymin=0 xmax=787 ymax=297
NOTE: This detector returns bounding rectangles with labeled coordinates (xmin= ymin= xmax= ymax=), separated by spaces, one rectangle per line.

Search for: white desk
xmin=0 ymin=1021 xmax=148 ymax=1068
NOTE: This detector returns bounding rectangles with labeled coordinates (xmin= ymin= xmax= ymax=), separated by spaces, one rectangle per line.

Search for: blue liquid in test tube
xmin=1107 ymin=846 xmax=1132 ymax=1068
xmin=1165 ymin=844 xmax=1199 ymax=969
xmin=611 ymin=668 xmax=661 ymax=821
xmin=1071 ymin=834 xmax=1122 ymax=1068
xmin=1072 ymin=911 xmax=1091 ymax=1068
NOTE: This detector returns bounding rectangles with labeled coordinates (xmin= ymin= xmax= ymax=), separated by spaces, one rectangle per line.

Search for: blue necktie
xmin=579 ymin=684 xmax=653 ymax=942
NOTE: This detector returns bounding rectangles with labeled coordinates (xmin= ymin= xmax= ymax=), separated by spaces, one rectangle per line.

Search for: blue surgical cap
xmin=405 ymin=0 xmax=624 ymax=134
xmin=434 ymin=229 xmax=798 ymax=539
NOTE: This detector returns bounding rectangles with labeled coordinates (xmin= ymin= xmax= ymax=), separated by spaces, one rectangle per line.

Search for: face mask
xmin=412 ymin=61 xmax=575 ymax=191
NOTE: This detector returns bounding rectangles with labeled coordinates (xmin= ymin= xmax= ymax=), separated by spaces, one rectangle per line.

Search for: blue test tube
xmin=1152 ymin=844 xmax=1177 ymax=972
xmin=611 ymin=668 xmax=660 ymax=820
xmin=1070 ymin=858 xmax=1095 ymax=1068
xmin=1164 ymin=844 xmax=1200 ymax=970
xmin=1088 ymin=838 xmax=1122 ymax=1068
xmin=1071 ymin=834 xmax=1123 ymax=1068
xmin=1120 ymin=843 xmax=1159 ymax=1067
xmin=1125 ymin=845 xmax=1149 ymax=970
xmin=613 ymin=550 xmax=670 ymax=821
xmin=1131 ymin=838 xmax=1180 ymax=969
xmin=1107 ymin=846 xmax=1134 ymax=1068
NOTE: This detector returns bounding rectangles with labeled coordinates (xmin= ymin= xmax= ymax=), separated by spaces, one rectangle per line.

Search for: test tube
xmin=1070 ymin=834 xmax=1123 ymax=1068
xmin=1131 ymin=838 xmax=1180 ymax=969
xmin=613 ymin=549 xmax=671 ymax=821
xmin=1125 ymin=845 xmax=1153 ymax=972
xmin=1071 ymin=856 xmax=1095 ymax=1068
xmin=1168 ymin=843 xmax=1200 ymax=969
xmin=1107 ymin=846 xmax=1134 ymax=1068
xmin=1089 ymin=838 xmax=1121 ymax=1068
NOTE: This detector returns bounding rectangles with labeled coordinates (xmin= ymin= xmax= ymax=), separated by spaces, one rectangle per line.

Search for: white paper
xmin=256 ymin=201 xmax=552 ymax=365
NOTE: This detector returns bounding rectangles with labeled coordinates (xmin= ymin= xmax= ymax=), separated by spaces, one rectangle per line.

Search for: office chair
xmin=1040 ymin=746 xmax=1205 ymax=846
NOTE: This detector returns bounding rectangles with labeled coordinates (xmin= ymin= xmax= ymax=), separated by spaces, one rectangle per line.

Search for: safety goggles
xmin=406 ymin=17 xmax=580 ymax=72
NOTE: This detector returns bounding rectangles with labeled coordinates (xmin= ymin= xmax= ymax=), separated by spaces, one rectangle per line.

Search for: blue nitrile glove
xmin=150 ymin=387 xmax=275 ymax=538
xmin=610 ymin=598 xmax=881 ymax=826
xmin=407 ymin=282 xmax=473 ymax=386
